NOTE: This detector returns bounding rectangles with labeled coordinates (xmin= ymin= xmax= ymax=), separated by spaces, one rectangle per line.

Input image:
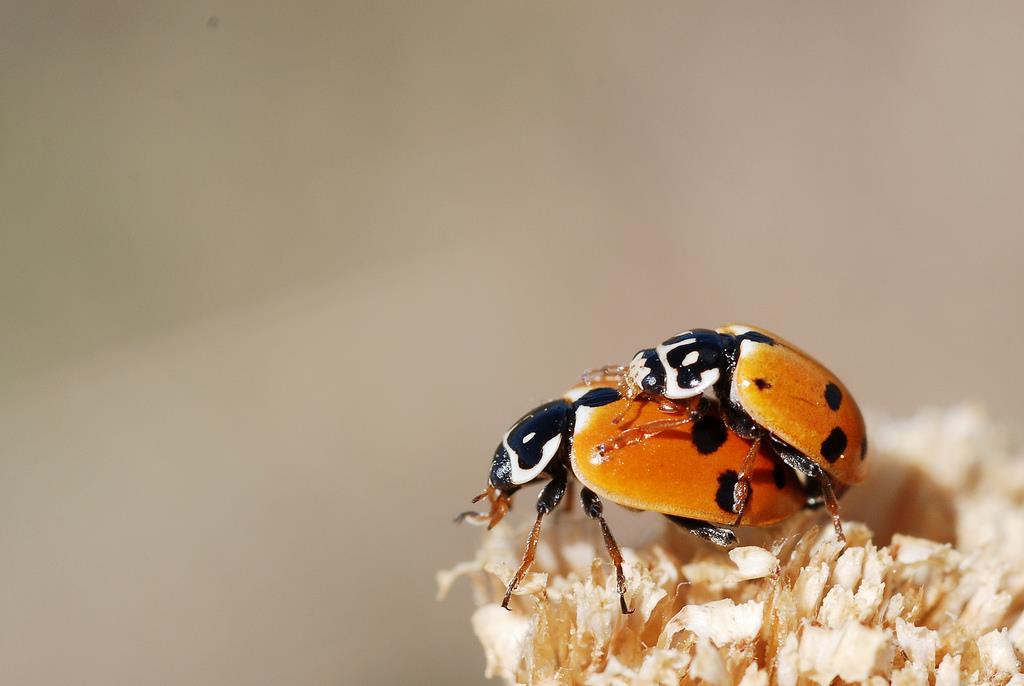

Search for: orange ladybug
xmin=457 ymin=384 xmax=809 ymax=615
xmin=584 ymin=324 xmax=867 ymax=539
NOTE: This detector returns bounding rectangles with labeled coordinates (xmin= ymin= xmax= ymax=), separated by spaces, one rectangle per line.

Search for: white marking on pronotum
xmin=703 ymin=383 xmax=719 ymax=402
xmin=507 ymin=431 xmax=562 ymax=484
xmin=682 ymin=350 xmax=700 ymax=366
xmin=698 ymin=367 xmax=719 ymax=389
xmin=657 ymin=339 xmax=720 ymax=398
xmin=658 ymin=337 xmax=697 ymax=359
xmin=523 ymin=431 xmax=536 ymax=443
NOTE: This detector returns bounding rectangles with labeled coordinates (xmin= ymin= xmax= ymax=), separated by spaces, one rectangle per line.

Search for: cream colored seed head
xmin=440 ymin=405 xmax=1024 ymax=685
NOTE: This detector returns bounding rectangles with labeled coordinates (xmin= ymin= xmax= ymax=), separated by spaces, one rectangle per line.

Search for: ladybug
xmin=457 ymin=383 xmax=810 ymax=615
xmin=584 ymin=324 xmax=866 ymax=539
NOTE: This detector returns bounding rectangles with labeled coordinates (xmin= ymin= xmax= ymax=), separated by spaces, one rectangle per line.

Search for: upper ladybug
xmin=588 ymin=324 xmax=866 ymax=539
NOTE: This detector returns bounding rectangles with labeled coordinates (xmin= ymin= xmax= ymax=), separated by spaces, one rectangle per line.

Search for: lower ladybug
xmin=458 ymin=384 xmax=809 ymax=614
xmin=584 ymin=324 xmax=866 ymax=539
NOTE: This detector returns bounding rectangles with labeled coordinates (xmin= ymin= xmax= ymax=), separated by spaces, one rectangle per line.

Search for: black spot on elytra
xmin=715 ymin=470 xmax=739 ymax=513
xmin=824 ymin=382 xmax=842 ymax=411
xmin=820 ymin=427 xmax=848 ymax=463
xmin=754 ymin=378 xmax=771 ymax=390
xmin=692 ymin=415 xmax=728 ymax=455
xmin=860 ymin=435 xmax=868 ymax=460
xmin=772 ymin=461 xmax=787 ymax=489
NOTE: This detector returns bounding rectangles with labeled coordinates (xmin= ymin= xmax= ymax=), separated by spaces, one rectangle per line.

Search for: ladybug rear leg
xmin=769 ymin=437 xmax=847 ymax=543
xmin=501 ymin=467 xmax=568 ymax=610
xmin=665 ymin=515 xmax=737 ymax=547
xmin=580 ymin=487 xmax=633 ymax=614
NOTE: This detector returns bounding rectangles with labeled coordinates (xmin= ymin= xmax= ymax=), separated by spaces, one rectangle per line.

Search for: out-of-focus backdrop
xmin=2 ymin=2 xmax=1023 ymax=684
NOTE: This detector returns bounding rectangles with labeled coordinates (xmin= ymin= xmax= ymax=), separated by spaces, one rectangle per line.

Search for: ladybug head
xmin=624 ymin=348 xmax=667 ymax=400
xmin=487 ymin=386 xmax=621 ymax=493
xmin=464 ymin=387 xmax=620 ymax=529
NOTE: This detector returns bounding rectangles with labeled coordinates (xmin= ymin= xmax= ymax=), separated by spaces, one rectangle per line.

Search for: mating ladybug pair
xmin=458 ymin=324 xmax=866 ymax=614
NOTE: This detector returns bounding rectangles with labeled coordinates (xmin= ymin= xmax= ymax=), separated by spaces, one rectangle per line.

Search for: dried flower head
xmin=440 ymin=406 xmax=1024 ymax=685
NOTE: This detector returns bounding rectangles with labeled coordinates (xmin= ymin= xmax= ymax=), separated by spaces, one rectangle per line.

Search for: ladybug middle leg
xmin=665 ymin=515 xmax=737 ymax=547
xmin=580 ymin=487 xmax=634 ymax=614
xmin=730 ymin=434 xmax=763 ymax=527
xmin=769 ymin=436 xmax=847 ymax=542
xmin=720 ymin=405 xmax=766 ymax=527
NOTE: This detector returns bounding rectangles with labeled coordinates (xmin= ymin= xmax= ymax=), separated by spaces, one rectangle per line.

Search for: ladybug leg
xmin=454 ymin=485 xmax=513 ymax=529
xmin=665 ymin=515 xmax=737 ymax=547
xmin=501 ymin=469 xmax=568 ymax=610
xmin=598 ymin=398 xmax=703 ymax=455
xmin=580 ymin=487 xmax=633 ymax=614
xmin=801 ymin=476 xmax=850 ymax=510
xmin=581 ymin=364 xmax=627 ymax=385
xmin=730 ymin=433 xmax=764 ymax=527
xmin=453 ymin=510 xmax=489 ymax=525
xmin=609 ymin=395 xmax=637 ymax=425
xmin=598 ymin=416 xmax=696 ymax=455
xmin=719 ymin=406 xmax=767 ymax=523
xmin=581 ymin=365 xmax=637 ymax=424
xmin=816 ymin=474 xmax=847 ymax=543
xmin=768 ymin=437 xmax=847 ymax=542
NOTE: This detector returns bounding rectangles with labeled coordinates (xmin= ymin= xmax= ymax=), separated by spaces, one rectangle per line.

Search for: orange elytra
xmin=569 ymin=386 xmax=807 ymax=526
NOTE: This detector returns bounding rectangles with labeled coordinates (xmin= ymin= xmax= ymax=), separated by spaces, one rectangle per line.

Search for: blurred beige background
xmin=2 ymin=2 xmax=1024 ymax=684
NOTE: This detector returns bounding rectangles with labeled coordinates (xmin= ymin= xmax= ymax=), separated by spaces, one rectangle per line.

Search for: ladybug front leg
xmin=580 ymin=488 xmax=633 ymax=614
xmin=597 ymin=397 xmax=703 ymax=456
xmin=581 ymin=364 xmax=627 ymax=386
xmin=581 ymin=365 xmax=637 ymax=424
xmin=454 ymin=485 xmax=512 ymax=529
xmin=501 ymin=467 xmax=568 ymax=610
